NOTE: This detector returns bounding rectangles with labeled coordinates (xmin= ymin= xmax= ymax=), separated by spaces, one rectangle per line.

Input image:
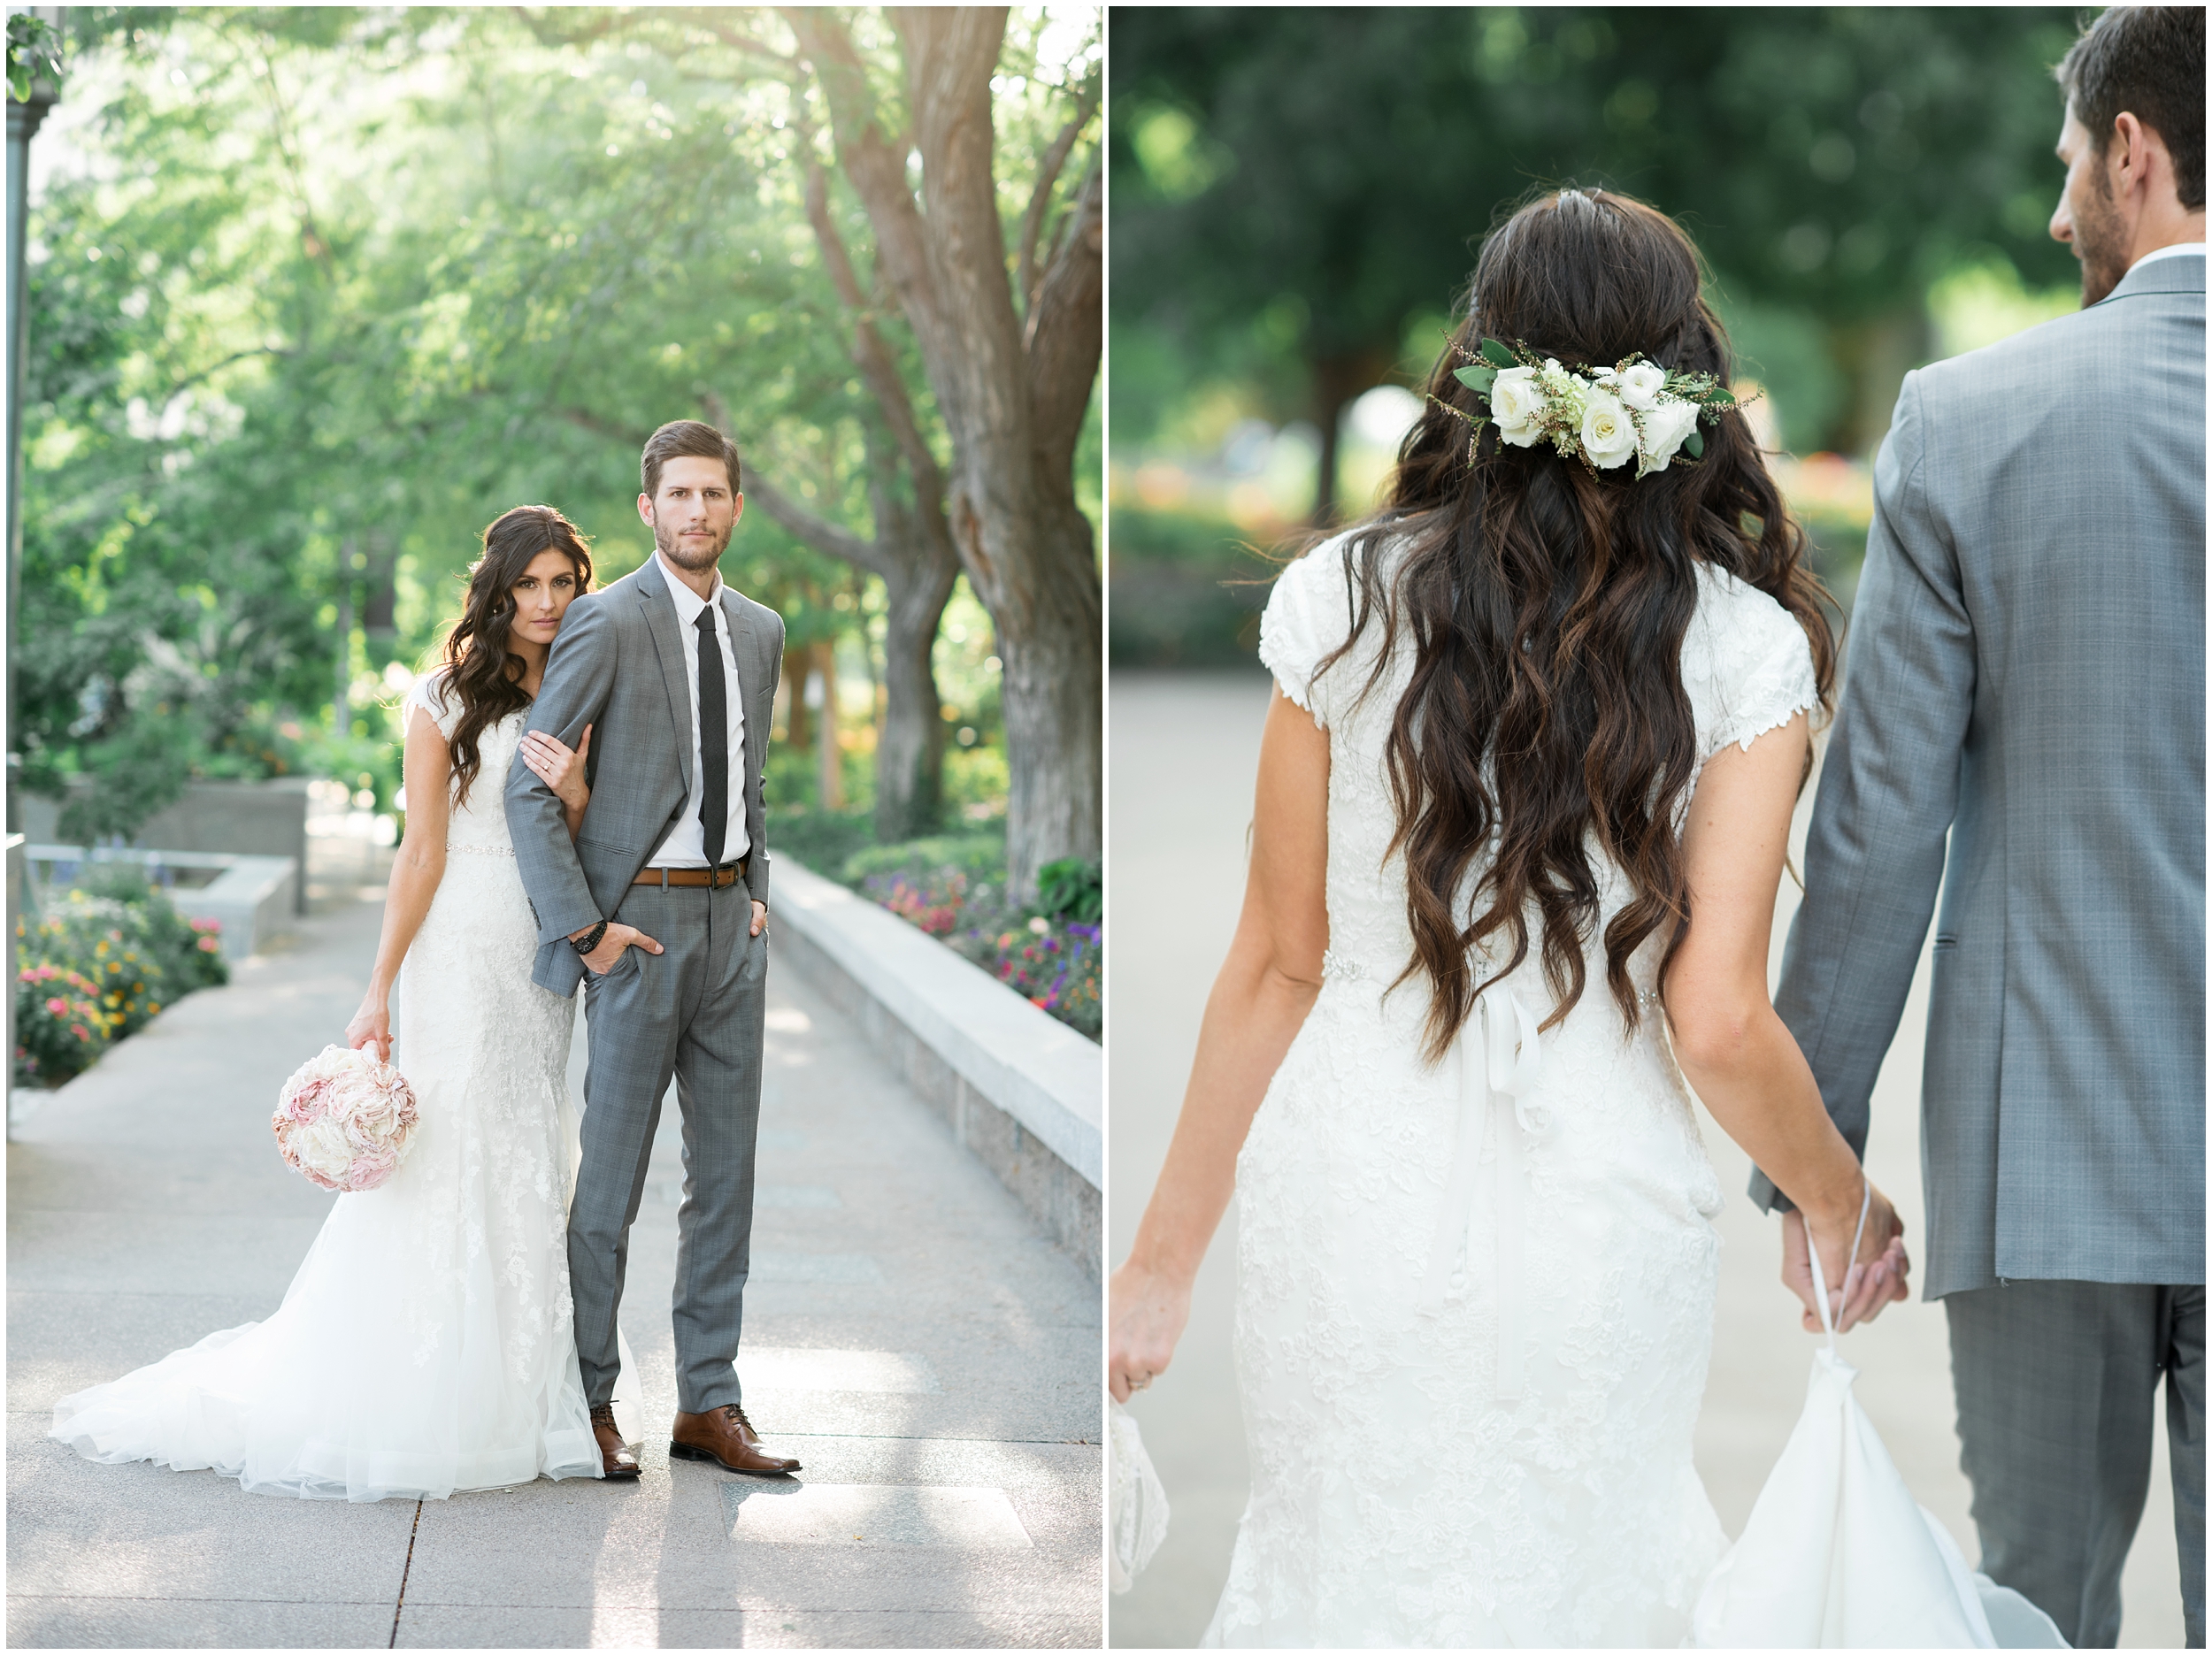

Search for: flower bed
xmin=843 ymin=838 xmax=1102 ymax=1043
xmin=13 ymin=870 xmax=230 ymax=1089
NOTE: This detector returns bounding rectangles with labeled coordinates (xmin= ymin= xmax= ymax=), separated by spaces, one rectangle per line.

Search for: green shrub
xmin=841 ymin=834 xmax=1007 ymax=890
xmin=12 ymin=960 xmax=113 ymax=1088
xmin=1035 ymin=857 xmax=1102 ymax=924
xmin=12 ymin=872 xmax=230 ymax=1087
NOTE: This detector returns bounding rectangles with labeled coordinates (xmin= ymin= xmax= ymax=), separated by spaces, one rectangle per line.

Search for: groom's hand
xmin=570 ymin=921 xmax=663 ymax=977
xmin=750 ymin=900 xmax=767 ymax=938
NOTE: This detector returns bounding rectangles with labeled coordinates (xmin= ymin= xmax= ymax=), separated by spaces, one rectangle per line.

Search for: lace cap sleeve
xmin=1702 ymin=579 xmax=1819 ymax=761
xmin=1258 ymin=538 xmax=1360 ymax=730
xmin=404 ymin=667 xmax=463 ymax=742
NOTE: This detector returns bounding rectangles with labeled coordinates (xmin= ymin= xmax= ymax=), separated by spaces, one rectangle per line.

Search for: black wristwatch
xmin=570 ymin=919 xmax=609 ymax=956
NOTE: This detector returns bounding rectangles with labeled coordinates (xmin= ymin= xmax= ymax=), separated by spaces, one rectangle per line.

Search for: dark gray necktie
xmin=694 ymin=609 xmax=727 ymax=868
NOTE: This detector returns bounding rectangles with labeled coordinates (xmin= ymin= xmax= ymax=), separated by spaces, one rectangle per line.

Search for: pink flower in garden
xmin=70 ymin=1024 xmax=88 ymax=1040
xmin=45 ymin=997 xmax=65 ymax=1015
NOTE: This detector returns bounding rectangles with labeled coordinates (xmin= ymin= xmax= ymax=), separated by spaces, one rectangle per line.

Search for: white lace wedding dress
xmin=49 ymin=673 xmax=600 ymax=1500
xmin=1203 ymin=537 xmax=1818 ymax=1646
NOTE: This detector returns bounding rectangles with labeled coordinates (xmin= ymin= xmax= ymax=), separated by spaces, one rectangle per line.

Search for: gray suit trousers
xmin=1947 ymin=1281 xmax=2205 ymax=1648
xmin=569 ymin=875 xmax=766 ymax=1416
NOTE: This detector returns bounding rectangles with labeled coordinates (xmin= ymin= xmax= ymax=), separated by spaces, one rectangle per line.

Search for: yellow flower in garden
xmin=108 ymin=961 xmax=121 ymax=973
xmin=149 ymin=1002 xmax=160 ymax=1013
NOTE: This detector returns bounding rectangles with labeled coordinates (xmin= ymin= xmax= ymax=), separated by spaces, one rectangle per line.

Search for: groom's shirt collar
xmin=2128 ymin=240 xmax=2206 ymax=273
xmin=653 ymin=549 xmax=725 ymax=623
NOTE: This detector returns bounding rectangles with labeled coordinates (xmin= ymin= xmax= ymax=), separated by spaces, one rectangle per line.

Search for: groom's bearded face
xmin=648 ymin=456 xmax=738 ymax=571
xmin=2053 ymin=108 xmax=2132 ymax=307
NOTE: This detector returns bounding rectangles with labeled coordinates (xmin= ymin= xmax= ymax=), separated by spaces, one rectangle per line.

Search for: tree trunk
xmin=875 ymin=552 xmax=957 ymax=841
xmin=791 ymin=6 xmax=1103 ymax=901
xmin=809 ymin=639 xmax=845 ymax=811
xmin=333 ymin=563 xmax=354 ymax=739
xmin=780 ymin=640 xmax=811 ymax=753
xmin=1309 ymin=349 xmax=1389 ymax=527
xmin=978 ymin=495 xmax=1101 ymax=891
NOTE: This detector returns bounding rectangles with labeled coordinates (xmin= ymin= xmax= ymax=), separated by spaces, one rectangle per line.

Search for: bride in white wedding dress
xmin=1110 ymin=189 xmax=1912 ymax=1646
xmin=50 ymin=505 xmax=614 ymax=1501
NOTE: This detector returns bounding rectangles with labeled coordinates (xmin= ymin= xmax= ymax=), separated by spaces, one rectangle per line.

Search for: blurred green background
xmin=1108 ymin=5 xmax=2085 ymax=667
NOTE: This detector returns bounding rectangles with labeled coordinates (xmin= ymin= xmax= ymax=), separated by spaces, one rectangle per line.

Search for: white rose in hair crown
xmin=273 ymin=1044 xmax=420 ymax=1193
xmin=1432 ymin=335 xmax=1755 ymax=478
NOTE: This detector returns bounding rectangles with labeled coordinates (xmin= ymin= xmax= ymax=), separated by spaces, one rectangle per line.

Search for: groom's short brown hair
xmin=641 ymin=419 xmax=742 ymax=501
xmin=2057 ymin=5 xmax=2204 ymax=210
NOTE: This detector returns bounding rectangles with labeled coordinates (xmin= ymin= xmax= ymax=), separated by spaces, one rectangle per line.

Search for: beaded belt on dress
xmin=447 ymin=842 xmax=515 ymax=857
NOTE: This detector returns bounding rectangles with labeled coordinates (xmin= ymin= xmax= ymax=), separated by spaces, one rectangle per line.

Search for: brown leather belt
xmin=634 ymin=857 xmax=749 ymax=890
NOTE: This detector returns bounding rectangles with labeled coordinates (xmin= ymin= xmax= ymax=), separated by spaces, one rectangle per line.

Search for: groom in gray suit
xmin=1753 ymin=9 xmax=2203 ymax=1644
xmin=508 ymin=419 xmax=801 ymax=1482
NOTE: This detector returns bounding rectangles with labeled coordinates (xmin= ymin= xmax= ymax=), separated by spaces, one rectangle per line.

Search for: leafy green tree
xmin=1112 ymin=6 xmax=2080 ymax=514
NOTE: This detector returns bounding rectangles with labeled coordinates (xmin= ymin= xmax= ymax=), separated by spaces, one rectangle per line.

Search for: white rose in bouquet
xmin=1579 ymin=390 xmax=1639 ymax=471
xmin=1636 ymin=398 xmax=1703 ymax=476
xmin=1617 ymin=362 xmax=1668 ymax=410
xmin=1489 ymin=366 xmax=1547 ymax=448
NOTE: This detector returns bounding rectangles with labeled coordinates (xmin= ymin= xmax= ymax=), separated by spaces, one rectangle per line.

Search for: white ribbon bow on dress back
xmin=1423 ymin=983 xmax=1546 ymax=1401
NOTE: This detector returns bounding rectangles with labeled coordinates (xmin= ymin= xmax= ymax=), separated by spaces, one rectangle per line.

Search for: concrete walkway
xmin=1106 ymin=670 xmax=2185 ymax=1649
xmin=9 ymin=886 xmax=1100 ymax=1647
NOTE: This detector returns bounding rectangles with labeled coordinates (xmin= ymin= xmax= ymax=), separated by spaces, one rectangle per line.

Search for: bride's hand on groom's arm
xmin=1108 ymin=1260 xmax=1193 ymax=1404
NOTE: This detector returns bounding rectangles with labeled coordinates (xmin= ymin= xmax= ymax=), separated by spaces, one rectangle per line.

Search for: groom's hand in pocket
xmin=572 ymin=922 xmax=663 ymax=977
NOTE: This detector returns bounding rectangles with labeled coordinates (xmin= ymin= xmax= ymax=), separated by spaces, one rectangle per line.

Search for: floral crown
xmin=1435 ymin=337 xmax=1752 ymax=480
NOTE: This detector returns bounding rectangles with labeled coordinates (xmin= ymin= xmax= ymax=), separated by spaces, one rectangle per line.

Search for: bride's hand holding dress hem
xmin=1663 ymin=716 xmax=1912 ymax=1331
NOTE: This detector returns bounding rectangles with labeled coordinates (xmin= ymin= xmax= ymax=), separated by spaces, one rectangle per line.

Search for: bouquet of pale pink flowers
xmin=273 ymin=1044 xmax=419 ymax=1193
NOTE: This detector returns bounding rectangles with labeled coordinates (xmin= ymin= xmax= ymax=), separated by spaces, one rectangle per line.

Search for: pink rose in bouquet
xmin=273 ymin=1044 xmax=419 ymax=1193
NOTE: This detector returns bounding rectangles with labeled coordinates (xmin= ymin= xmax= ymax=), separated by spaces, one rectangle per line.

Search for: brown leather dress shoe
xmin=668 ymin=1404 xmax=801 ymax=1476
xmin=591 ymin=1403 xmax=641 ymax=1479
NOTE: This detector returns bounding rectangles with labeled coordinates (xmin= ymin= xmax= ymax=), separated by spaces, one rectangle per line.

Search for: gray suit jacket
xmin=506 ymin=554 xmax=785 ymax=999
xmin=1751 ymin=251 xmax=2206 ymax=1299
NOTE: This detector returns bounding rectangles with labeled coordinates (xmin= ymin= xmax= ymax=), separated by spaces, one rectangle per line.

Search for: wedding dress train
xmin=1202 ymin=538 xmax=1819 ymax=1646
xmin=49 ymin=676 xmax=599 ymax=1500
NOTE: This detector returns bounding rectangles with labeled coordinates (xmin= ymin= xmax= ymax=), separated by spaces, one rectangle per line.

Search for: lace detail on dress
xmin=1202 ymin=540 xmax=1806 ymax=1646
xmin=48 ymin=704 xmax=597 ymax=1501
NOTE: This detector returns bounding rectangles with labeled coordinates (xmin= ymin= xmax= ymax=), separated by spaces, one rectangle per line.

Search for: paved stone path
xmin=1106 ymin=670 xmax=2184 ymax=1649
xmin=9 ymin=888 xmax=1100 ymax=1648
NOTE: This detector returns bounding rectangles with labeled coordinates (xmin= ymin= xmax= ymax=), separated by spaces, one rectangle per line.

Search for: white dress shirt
xmin=2128 ymin=241 xmax=2205 ymax=273
xmin=647 ymin=551 xmax=749 ymax=869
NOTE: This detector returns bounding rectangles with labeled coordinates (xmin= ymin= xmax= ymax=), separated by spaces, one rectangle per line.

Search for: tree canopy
xmin=16 ymin=5 xmax=1100 ymax=874
xmin=1110 ymin=6 xmax=2082 ymax=510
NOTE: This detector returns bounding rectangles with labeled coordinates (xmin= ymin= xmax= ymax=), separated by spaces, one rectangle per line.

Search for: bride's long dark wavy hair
xmin=439 ymin=504 xmax=594 ymax=808
xmin=1311 ymin=188 xmax=1836 ymax=1063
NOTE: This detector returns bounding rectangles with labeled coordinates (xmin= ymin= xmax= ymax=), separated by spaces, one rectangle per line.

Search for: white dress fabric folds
xmin=1693 ymin=1199 xmax=2070 ymax=1649
xmin=50 ymin=673 xmax=600 ymax=1500
xmin=1202 ymin=538 xmax=1820 ymax=1647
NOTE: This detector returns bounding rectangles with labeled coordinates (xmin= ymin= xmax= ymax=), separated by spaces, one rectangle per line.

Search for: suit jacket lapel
xmin=634 ymin=555 xmax=695 ymax=796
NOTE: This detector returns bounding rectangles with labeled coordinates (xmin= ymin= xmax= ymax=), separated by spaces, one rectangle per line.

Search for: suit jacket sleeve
xmin=749 ymin=608 xmax=785 ymax=909
xmin=506 ymin=595 xmax=618 ymax=946
xmin=1751 ymin=372 xmax=1978 ymax=1212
